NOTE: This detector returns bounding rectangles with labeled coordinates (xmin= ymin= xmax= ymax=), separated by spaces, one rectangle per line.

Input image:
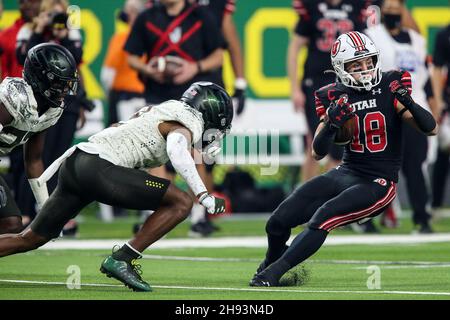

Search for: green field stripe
xmin=1 ymin=279 xmax=450 ymax=297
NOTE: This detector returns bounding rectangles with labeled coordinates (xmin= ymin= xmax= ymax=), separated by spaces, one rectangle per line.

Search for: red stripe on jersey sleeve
xmin=314 ymin=93 xmax=326 ymax=118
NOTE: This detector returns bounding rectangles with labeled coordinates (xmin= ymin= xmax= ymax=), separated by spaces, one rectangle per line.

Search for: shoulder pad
xmin=0 ymin=78 xmax=37 ymax=121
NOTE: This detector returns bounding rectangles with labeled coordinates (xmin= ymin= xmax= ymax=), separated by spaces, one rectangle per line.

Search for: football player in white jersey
xmin=0 ymin=82 xmax=233 ymax=292
xmin=0 ymin=43 xmax=78 ymax=234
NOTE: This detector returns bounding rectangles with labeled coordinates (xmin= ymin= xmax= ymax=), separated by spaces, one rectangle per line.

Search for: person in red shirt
xmin=0 ymin=0 xmax=41 ymax=80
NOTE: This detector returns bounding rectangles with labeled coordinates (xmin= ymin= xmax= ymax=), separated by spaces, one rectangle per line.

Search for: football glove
xmin=233 ymin=78 xmax=247 ymax=115
xmin=389 ymin=80 xmax=414 ymax=108
xmin=326 ymin=94 xmax=354 ymax=128
xmin=199 ymin=193 xmax=226 ymax=214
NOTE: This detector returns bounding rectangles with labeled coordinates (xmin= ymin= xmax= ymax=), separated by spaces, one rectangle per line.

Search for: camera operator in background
xmin=14 ymin=0 xmax=94 ymax=234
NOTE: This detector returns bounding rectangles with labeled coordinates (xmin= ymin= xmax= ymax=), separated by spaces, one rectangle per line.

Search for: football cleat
xmin=100 ymin=256 xmax=152 ymax=292
xmin=249 ymin=271 xmax=279 ymax=287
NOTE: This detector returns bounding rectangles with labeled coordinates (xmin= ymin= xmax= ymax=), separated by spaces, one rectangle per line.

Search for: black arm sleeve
xmin=312 ymin=121 xmax=338 ymax=157
xmin=406 ymin=102 xmax=437 ymax=133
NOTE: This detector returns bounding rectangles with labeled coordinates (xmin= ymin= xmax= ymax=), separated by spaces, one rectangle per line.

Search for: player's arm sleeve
xmin=395 ymin=71 xmax=437 ymax=135
xmin=124 ymin=12 xmax=148 ymax=56
xmin=166 ymin=131 xmax=207 ymax=197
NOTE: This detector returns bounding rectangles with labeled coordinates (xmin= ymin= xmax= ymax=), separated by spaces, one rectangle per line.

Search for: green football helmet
xmin=181 ymin=82 xmax=233 ymax=147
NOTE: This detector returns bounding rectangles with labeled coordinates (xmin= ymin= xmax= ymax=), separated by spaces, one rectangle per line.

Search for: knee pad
xmin=265 ymin=215 xmax=289 ymax=237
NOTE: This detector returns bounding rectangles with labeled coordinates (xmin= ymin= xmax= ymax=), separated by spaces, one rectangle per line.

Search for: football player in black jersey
xmin=250 ymin=31 xmax=437 ymax=287
xmin=288 ymin=0 xmax=370 ymax=183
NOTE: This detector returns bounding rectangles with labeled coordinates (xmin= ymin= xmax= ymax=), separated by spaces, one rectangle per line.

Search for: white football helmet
xmin=330 ymin=31 xmax=382 ymax=91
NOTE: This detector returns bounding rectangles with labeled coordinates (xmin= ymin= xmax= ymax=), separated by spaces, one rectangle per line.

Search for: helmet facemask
xmin=334 ymin=53 xmax=382 ymax=91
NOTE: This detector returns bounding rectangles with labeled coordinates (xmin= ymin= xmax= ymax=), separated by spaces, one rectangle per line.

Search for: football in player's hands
xmin=335 ymin=116 xmax=356 ymax=145
xmin=151 ymin=55 xmax=183 ymax=83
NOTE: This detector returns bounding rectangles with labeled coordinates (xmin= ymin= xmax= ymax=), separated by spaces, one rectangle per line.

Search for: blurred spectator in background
xmin=101 ymin=0 xmax=146 ymax=126
xmin=431 ymin=23 xmax=450 ymax=215
xmin=365 ymin=0 xmax=437 ymax=234
xmin=0 ymin=0 xmax=41 ymax=227
xmin=0 ymin=0 xmax=41 ymax=80
xmin=368 ymin=0 xmax=420 ymax=32
xmin=124 ymin=0 xmax=224 ymax=234
xmin=145 ymin=0 xmax=245 ymax=237
xmin=125 ymin=0 xmax=223 ymax=104
xmin=13 ymin=0 xmax=92 ymax=234
xmin=99 ymin=0 xmax=146 ymax=221
xmin=287 ymin=0 xmax=370 ymax=185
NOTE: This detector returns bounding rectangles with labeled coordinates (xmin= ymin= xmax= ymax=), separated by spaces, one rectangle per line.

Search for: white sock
xmin=190 ymin=203 xmax=206 ymax=224
xmin=125 ymin=242 xmax=142 ymax=257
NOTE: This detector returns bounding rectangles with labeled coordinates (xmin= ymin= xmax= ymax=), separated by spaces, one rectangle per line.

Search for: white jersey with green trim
xmin=0 ymin=77 xmax=63 ymax=155
xmin=80 ymin=100 xmax=204 ymax=169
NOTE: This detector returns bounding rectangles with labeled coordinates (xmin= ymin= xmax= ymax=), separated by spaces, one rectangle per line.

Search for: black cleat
xmin=249 ymin=271 xmax=279 ymax=287
xmin=418 ymin=222 xmax=434 ymax=234
xmin=188 ymin=221 xmax=214 ymax=238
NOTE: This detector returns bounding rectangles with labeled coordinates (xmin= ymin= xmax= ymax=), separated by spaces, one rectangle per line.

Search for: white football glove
xmin=199 ymin=193 xmax=226 ymax=214
xmin=202 ymin=145 xmax=222 ymax=160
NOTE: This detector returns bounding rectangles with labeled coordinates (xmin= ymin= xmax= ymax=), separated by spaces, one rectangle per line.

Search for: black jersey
xmin=315 ymin=70 xmax=412 ymax=182
xmin=124 ymin=1 xmax=223 ymax=101
xmin=293 ymin=0 xmax=370 ymax=79
xmin=146 ymin=0 xmax=235 ymax=27
xmin=433 ymin=24 xmax=450 ymax=105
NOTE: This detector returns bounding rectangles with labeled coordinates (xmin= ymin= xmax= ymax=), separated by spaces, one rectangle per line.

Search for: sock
xmin=283 ymin=227 xmax=328 ymax=267
xmin=112 ymin=243 xmax=141 ymax=263
xmin=190 ymin=203 xmax=206 ymax=224
xmin=264 ymin=228 xmax=328 ymax=282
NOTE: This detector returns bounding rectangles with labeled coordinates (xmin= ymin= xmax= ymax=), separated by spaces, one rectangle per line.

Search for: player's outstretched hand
xmin=199 ymin=193 xmax=226 ymax=214
xmin=326 ymin=94 xmax=354 ymax=128
xmin=389 ymin=80 xmax=414 ymax=108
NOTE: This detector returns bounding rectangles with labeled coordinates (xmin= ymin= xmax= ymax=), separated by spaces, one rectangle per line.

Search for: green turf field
xmin=1 ymin=209 xmax=450 ymax=300
xmin=0 ymin=242 xmax=449 ymax=300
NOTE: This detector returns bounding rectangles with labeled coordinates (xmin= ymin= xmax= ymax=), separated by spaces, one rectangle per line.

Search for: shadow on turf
xmin=278 ymin=264 xmax=311 ymax=287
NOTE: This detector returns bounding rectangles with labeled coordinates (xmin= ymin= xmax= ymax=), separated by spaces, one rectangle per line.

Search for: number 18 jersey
xmin=314 ymin=70 xmax=412 ymax=182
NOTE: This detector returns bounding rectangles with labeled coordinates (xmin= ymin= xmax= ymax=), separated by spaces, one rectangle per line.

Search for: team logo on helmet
xmin=374 ymin=178 xmax=387 ymax=186
xmin=331 ymin=39 xmax=341 ymax=58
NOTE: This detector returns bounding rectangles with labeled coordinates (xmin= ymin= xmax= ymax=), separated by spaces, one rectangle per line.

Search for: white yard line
xmin=0 ymin=279 xmax=449 ymax=297
xmin=39 ymin=233 xmax=450 ymax=250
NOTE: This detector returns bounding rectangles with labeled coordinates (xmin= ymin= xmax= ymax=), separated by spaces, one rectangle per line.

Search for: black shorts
xmin=165 ymin=161 xmax=215 ymax=174
xmin=30 ymin=150 xmax=170 ymax=239
xmin=272 ymin=167 xmax=396 ymax=232
xmin=0 ymin=175 xmax=21 ymax=219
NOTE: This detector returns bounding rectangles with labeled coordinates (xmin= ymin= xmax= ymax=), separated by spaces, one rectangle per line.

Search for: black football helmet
xmin=181 ymin=82 xmax=233 ymax=147
xmin=23 ymin=43 xmax=79 ymax=109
